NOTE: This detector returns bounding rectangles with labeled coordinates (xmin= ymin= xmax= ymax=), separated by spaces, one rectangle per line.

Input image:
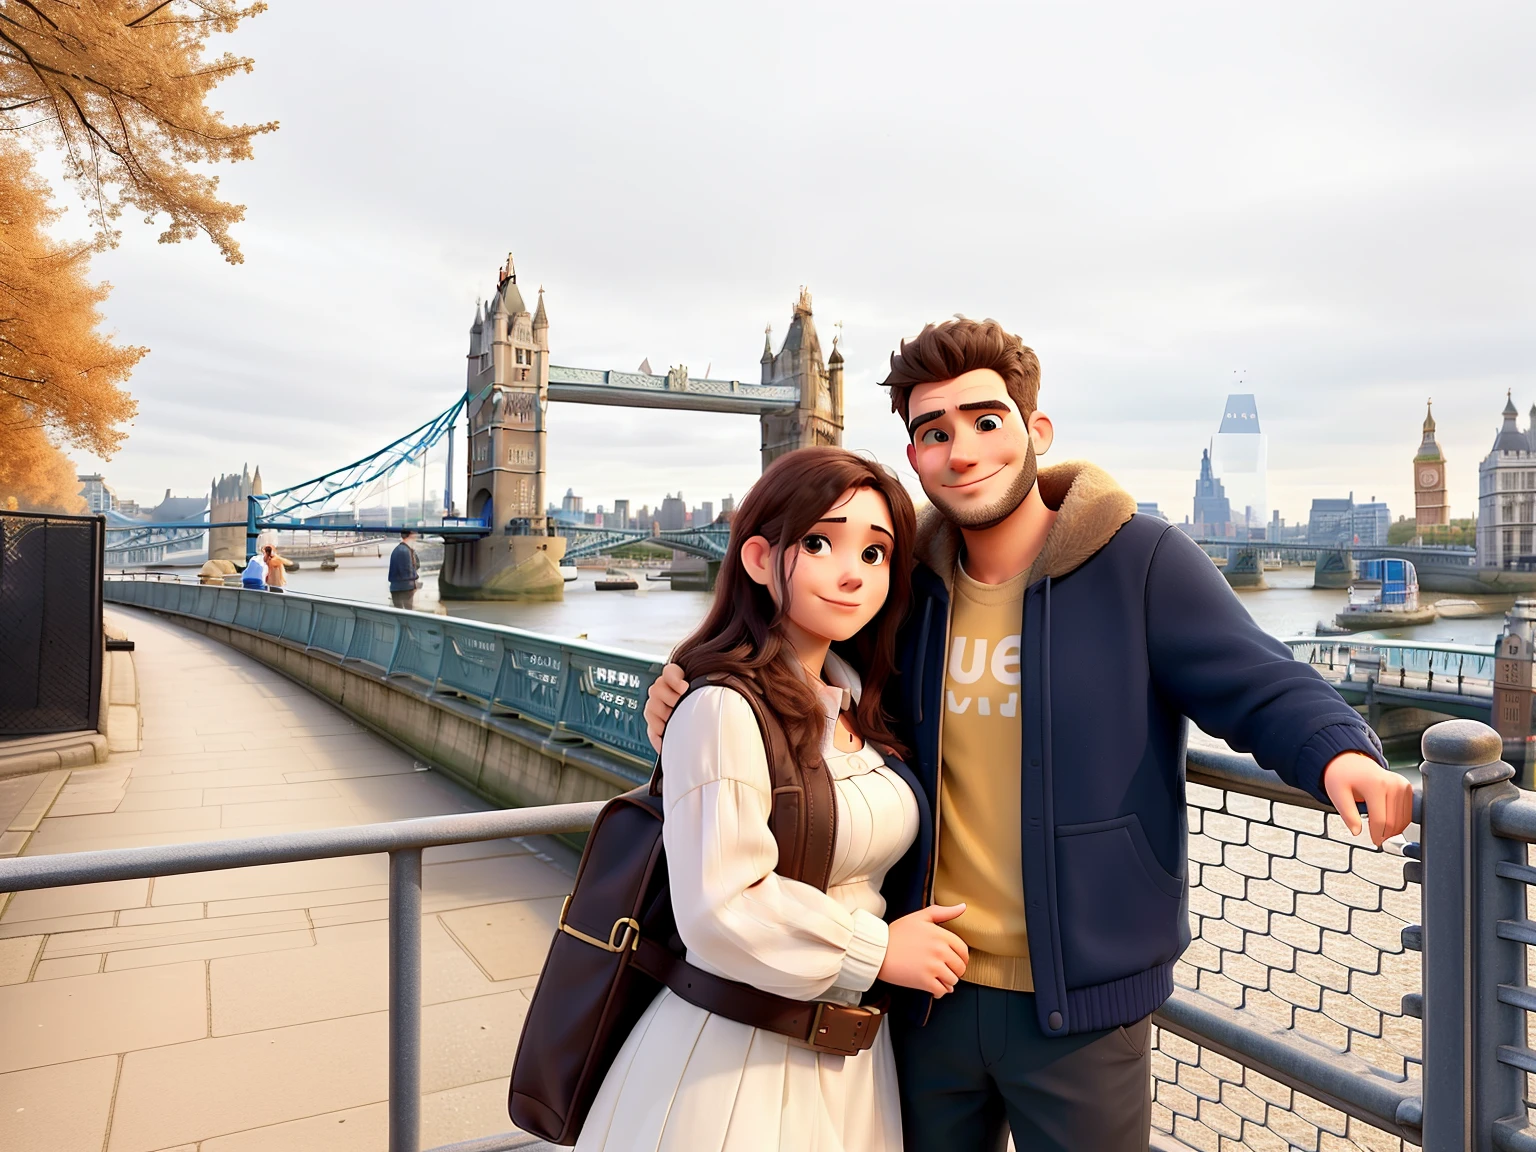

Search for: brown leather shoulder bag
xmin=507 ymin=672 xmax=886 ymax=1145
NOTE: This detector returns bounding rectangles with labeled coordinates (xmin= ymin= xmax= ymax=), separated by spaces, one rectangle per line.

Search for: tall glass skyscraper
xmin=1210 ymin=393 xmax=1268 ymax=539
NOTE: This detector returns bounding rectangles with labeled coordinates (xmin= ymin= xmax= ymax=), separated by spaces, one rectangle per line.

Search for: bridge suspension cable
xmin=255 ymin=388 xmax=479 ymax=522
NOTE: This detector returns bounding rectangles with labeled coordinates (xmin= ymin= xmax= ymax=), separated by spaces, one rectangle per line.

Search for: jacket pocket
xmin=1054 ymin=814 xmax=1185 ymax=989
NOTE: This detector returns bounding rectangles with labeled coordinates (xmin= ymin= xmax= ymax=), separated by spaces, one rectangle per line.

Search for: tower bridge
xmin=443 ymin=256 xmax=841 ymax=599
xmin=101 ymin=254 xmax=840 ymax=597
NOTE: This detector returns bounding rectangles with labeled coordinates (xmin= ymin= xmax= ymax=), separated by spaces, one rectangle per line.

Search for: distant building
xmin=699 ymin=502 xmax=714 ymax=526
xmin=1478 ymin=392 xmax=1536 ymax=570
xmin=1414 ymin=399 xmax=1450 ymax=530
xmin=1136 ymin=501 xmax=1166 ymax=520
xmin=1352 ymin=499 xmax=1390 ymax=547
xmin=561 ymin=488 xmax=583 ymax=516
xmin=721 ymin=494 xmax=736 ymax=516
xmin=1308 ymin=495 xmax=1355 ymax=546
xmin=1210 ymin=393 xmax=1268 ymax=538
xmin=150 ymin=491 xmax=206 ymax=522
xmin=658 ymin=493 xmax=687 ymax=531
xmin=1192 ymin=449 xmax=1233 ymax=535
xmin=78 ymin=474 xmax=116 ymax=514
xmin=613 ymin=499 xmax=631 ymax=530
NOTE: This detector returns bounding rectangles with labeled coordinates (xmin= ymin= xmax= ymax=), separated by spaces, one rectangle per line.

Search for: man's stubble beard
xmin=929 ymin=440 xmax=1038 ymax=531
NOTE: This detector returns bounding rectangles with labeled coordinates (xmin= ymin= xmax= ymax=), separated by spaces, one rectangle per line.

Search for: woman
xmin=576 ymin=448 xmax=968 ymax=1152
xmin=260 ymin=543 xmax=291 ymax=592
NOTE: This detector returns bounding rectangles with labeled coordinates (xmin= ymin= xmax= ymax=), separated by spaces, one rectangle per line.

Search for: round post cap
xmin=1421 ymin=719 xmax=1503 ymax=766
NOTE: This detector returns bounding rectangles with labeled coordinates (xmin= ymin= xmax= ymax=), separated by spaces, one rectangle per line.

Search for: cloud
xmin=70 ymin=0 xmax=1534 ymax=530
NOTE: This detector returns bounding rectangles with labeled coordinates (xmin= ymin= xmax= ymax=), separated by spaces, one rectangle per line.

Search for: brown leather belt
xmin=634 ymin=937 xmax=886 ymax=1057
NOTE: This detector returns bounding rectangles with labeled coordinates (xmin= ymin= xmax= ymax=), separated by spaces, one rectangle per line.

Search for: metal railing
xmin=103 ymin=576 xmax=662 ymax=768
xmin=1285 ymin=636 xmax=1496 ymax=697
xmin=0 ymin=801 xmax=605 ymax=1152
xmin=0 ymin=734 xmax=1491 ymax=1151
xmin=93 ymin=578 xmax=1536 ymax=1147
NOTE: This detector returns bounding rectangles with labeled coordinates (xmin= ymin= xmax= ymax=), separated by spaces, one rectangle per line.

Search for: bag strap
xmin=651 ymin=670 xmax=837 ymax=892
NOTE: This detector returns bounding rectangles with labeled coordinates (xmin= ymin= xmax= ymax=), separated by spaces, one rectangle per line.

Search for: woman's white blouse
xmin=660 ymin=678 xmax=920 ymax=1006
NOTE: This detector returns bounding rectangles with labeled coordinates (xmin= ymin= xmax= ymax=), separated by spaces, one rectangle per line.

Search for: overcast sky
xmin=71 ymin=1 xmax=1536 ymax=525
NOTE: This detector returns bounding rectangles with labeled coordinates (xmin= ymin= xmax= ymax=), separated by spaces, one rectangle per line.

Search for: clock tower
xmin=1414 ymin=399 xmax=1449 ymax=530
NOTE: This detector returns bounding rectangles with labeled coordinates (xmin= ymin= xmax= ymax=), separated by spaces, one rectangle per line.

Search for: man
xmin=389 ymin=529 xmax=420 ymax=610
xmin=645 ymin=318 xmax=1412 ymax=1151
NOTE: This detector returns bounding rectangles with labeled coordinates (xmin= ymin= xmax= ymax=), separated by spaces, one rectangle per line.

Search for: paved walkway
xmin=0 ymin=608 xmax=572 ymax=1152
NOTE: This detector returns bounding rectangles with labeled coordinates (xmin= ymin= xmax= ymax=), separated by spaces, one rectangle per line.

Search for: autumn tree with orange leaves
xmin=0 ymin=1 xmax=275 ymax=512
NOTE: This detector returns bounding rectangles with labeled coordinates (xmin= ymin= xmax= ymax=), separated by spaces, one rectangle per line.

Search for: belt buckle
xmin=806 ymin=1000 xmax=883 ymax=1057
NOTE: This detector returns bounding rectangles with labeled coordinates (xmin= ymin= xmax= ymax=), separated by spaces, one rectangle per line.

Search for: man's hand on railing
xmin=644 ymin=662 xmax=689 ymax=754
xmin=1321 ymin=752 xmax=1414 ymax=847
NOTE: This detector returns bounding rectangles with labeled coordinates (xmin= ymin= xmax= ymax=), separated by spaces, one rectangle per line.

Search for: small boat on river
xmin=1433 ymin=597 xmax=1494 ymax=619
xmin=559 ymin=565 xmax=579 ymax=582
xmin=319 ymin=558 xmax=339 ymax=571
xmin=595 ymin=569 xmax=639 ymax=591
xmin=1334 ymin=558 xmax=1436 ymax=630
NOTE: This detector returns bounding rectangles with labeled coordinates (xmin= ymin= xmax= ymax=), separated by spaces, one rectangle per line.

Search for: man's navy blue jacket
xmin=876 ymin=464 xmax=1385 ymax=1039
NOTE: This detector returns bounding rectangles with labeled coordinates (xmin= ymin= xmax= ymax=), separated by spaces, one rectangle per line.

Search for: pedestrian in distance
xmin=645 ymin=317 xmax=1415 ymax=1152
xmin=568 ymin=447 xmax=967 ymax=1152
xmin=239 ymin=551 xmax=267 ymax=591
xmin=389 ymin=529 xmax=421 ymax=610
xmin=260 ymin=543 xmax=291 ymax=593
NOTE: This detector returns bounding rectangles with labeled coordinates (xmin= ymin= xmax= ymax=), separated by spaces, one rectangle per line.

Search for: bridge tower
xmin=759 ymin=288 xmax=843 ymax=470
xmin=440 ymin=255 xmax=568 ymax=601
xmin=209 ymin=465 xmax=261 ymax=563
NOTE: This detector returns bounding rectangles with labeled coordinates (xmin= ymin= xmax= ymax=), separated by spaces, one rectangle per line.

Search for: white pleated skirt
xmin=574 ymin=986 xmax=903 ymax=1152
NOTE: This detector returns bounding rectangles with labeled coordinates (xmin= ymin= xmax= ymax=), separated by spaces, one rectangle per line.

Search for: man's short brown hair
xmin=882 ymin=318 xmax=1040 ymax=430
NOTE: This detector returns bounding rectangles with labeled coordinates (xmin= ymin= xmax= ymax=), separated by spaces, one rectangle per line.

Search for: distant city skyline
xmin=86 ymin=388 xmax=1511 ymax=535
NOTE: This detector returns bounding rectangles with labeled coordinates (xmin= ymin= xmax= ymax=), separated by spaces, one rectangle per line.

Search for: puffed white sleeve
xmin=660 ymin=686 xmax=888 ymax=1002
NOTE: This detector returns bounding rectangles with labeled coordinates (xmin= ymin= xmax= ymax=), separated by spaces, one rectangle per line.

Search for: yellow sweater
xmin=933 ymin=563 xmax=1033 ymax=991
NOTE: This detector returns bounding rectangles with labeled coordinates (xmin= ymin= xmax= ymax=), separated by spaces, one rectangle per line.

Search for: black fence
xmin=0 ymin=511 xmax=104 ymax=736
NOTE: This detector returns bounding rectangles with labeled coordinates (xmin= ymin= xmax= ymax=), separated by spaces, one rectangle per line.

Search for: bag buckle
xmin=557 ymin=895 xmax=641 ymax=953
xmin=803 ymin=1000 xmax=884 ymax=1057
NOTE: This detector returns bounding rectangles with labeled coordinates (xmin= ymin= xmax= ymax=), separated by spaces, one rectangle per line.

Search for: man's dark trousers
xmin=893 ymin=983 xmax=1151 ymax=1151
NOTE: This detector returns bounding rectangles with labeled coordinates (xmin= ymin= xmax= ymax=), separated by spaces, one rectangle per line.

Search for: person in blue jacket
xmin=646 ymin=317 xmax=1412 ymax=1152
xmin=239 ymin=551 xmax=267 ymax=591
xmin=389 ymin=529 xmax=421 ymax=610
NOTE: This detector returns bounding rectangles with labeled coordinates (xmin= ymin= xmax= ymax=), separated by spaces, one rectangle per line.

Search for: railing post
xmin=389 ymin=848 xmax=423 ymax=1152
xmin=1420 ymin=719 xmax=1513 ymax=1151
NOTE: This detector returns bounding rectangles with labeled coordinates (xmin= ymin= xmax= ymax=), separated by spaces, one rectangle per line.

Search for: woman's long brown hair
xmin=672 ymin=446 xmax=916 ymax=765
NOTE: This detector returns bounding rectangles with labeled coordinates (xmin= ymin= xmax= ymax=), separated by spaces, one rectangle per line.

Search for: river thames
xmin=278 ymin=556 xmax=1515 ymax=658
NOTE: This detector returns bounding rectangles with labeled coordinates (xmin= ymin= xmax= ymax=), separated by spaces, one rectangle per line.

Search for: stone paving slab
xmin=439 ymin=896 xmax=566 ymax=982
xmin=199 ymin=1077 xmax=552 ymax=1152
xmin=0 ymin=1055 xmax=119 ymax=1152
xmin=0 ymin=934 xmax=43 ymax=984
xmin=0 ymin=607 xmax=575 ymax=1151
xmin=0 ymin=961 xmax=207 ymax=1074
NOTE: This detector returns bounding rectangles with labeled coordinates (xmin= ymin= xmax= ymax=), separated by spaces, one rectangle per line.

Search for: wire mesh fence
xmin=1152 ymin=776 xmax=1421 ymax=1151
xmin=0 ymin=511 xmax=103 ymax=736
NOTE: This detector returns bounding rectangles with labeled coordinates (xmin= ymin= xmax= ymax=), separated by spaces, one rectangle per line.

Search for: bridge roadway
xmin=0 ymin=608 xmax=562 ymax=1152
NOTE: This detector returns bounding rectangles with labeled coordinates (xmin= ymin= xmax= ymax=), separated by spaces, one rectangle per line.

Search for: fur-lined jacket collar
xmin=912 ymin=460 xmax=1138 ymax=589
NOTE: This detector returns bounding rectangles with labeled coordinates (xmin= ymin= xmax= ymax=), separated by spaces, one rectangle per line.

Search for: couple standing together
xmin=576 ymin=318 xmax=1412 ymax=1151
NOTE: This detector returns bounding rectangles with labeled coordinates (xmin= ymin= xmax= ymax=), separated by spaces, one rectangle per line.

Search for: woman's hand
xmin=645 ymin=663 xmax=689 ymax=753
xmin=877 ymin=903 xmax=968 ymax=997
